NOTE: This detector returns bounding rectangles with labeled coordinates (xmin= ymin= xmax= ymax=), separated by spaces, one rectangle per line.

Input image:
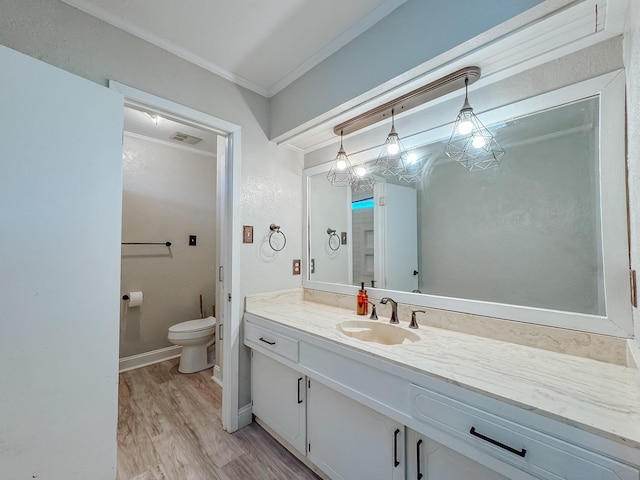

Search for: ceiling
xmin=123 ymin=106 xmax=218 ymax=156
xmin=60 ymin=0 xmax=406 ymax=97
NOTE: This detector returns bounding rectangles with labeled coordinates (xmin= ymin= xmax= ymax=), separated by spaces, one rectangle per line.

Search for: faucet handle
xmin=368 ymin=302 xmax=378 ymax=320
xmin=409 ymin=310 xmax=426 ymax=329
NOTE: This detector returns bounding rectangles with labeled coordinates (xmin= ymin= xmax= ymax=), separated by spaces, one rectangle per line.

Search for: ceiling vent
xmin=171 ymin=132 xmax=202 ymax=145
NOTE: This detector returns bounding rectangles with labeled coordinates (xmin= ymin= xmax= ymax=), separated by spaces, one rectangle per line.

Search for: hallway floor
xmin=117 ymin=358 xmax=321 ymax=480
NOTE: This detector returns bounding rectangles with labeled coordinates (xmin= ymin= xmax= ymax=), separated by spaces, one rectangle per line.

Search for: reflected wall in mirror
xmin=308 ymin=96 xmax=604 ymax=316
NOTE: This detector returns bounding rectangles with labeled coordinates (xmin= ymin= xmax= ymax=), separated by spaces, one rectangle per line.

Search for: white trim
xmin=266 ymin=0 xmax=407 ymax=97
xmin=238 ymin=403 xmax=253 ymax=429
xmin=119 ymin=345 xmax=182 ymax=373
xmin=212 ymin=364 xmax=223 ymax=387
xmin=627 ymin=340 xmax=640 ymax=369
xmin=110 ymin=81 xmax=242 ymax=432
xmin=123 ymin=131 xmax=216 ymax=158
xmin=303 ymin=71 xmax=632 ymax=338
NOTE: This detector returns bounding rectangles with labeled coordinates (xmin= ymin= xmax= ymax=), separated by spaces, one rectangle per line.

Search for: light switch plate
xmin=341 ymin=232 xmax=347 ymax=245
xmin=293 ymin=259 xmax=301 ymax=275
xmin=189 ymin=235 xmax=197 ymax=246
xmin=243 ymin=225 xmax=254 ymax=243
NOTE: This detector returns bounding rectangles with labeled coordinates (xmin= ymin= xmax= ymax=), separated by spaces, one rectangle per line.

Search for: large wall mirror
xmin=304 ymin=71 xmax=631 ymax=337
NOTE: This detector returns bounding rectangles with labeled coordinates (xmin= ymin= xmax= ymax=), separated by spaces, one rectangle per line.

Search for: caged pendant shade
xmin=374 ymin=109 xmax=408 ymax=178
xmin=446 ymin=78 xmax=504 ymax=171
xmin=327 ymin=131 xmax=356 ymax=187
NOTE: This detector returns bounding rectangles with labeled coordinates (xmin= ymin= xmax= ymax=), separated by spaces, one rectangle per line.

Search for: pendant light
xmin=446 ymin=78 xmax=504 ymax=171
xmin=374 ymin=109 xmax=408 ymax=178
xmin=327 ymin=131 xmax=355 ymax=187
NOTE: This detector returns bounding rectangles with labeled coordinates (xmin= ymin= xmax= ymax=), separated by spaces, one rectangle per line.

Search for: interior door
xmin=374 ymin=182 xmax=419 ymax=292
xmin=0 ymin=45 xmax=123 ymax=479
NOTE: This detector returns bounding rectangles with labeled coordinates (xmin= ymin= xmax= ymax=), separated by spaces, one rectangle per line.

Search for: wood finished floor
xmin=117 ymin=359 xmax=320 ymax=480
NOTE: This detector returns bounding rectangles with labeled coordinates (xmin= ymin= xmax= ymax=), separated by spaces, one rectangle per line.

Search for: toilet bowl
xmin=168 ymin=316 xmax=216 ymax=373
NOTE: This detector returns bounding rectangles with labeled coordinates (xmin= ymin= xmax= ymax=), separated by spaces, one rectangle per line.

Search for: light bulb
xmin=457 ymin=120 xmax=473 ymax=135
xmin=472 ymin=136 xmax=486 ymax=148
xmin=336 ymin=158 xmax=347 ymax=170
xmin=355 ymin=165 xmax=366 ymax=177
xmin=387 ymin=142 xmax=400 ymax=155
xmin=406 ymin=152 xmax=419 ymax=164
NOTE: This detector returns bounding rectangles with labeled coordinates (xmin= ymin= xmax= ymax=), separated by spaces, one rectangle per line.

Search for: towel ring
xmin=327 ymin=228 xmax=340 ymax=251
xmin=269 ymin=224 xmax=286 ymax=251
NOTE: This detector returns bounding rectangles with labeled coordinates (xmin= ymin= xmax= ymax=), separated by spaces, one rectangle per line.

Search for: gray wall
xmin=270 ymin=0 xmax=545 ymax=139
xmin=120 ymin=135 xmax=216 ymax=357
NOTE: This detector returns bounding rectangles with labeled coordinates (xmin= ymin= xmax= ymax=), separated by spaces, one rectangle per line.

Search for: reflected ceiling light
xmin=143 ymin=112 xmax=161 ymax=125
xmin=446 ymin=78 xmax=505 ymax=171
xmin=327 ymin=131 xmax=355 ymax=187
xmin=351 ymin=161 xmax=376 ymax=192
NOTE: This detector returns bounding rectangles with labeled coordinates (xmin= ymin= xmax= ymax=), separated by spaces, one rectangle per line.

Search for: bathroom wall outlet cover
xmin=293 ymin=259 xmax=301 ymax=275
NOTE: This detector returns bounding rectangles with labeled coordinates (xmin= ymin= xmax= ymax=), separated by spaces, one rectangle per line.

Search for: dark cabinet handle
xmin=416 ymin=439 xmax=423 ymax=479
xmin=469 ymin=427 xmax=527 ymax=458
xmin=297 ymin=377 xmax=303 ymax=404
xmin=259 ymin=337 xmax=276 ymax=346
xmin=393 ymin=429 xmax=400 ymax=467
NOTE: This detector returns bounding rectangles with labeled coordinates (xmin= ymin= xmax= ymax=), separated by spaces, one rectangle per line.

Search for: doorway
xmin=110 ymin=81 xmax=242 ymax=432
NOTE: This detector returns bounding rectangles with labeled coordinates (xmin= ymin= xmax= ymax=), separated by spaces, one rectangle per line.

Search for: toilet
xmin=168 ymin=316 xmax=216 ymax=373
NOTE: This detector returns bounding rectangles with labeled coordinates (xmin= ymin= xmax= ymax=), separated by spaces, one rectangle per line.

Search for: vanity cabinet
xmin=250 ymin=351 xmax=306 ymax=454
xmin=406 ymin=428 xmax=507 ymax=480
xmin=244 ymin=312 xmax=640 ymax=480
xmin=307 ymin=378 xmax=404 ymax=480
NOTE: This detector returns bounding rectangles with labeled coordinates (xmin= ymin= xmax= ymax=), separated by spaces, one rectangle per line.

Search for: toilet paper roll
xmin=128 ymin=291 xmax=143 ymax=307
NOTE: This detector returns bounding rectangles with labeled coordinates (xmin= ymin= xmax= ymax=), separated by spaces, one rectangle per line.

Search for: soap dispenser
xmin=357 ymin=282 xmax=368 ymax=315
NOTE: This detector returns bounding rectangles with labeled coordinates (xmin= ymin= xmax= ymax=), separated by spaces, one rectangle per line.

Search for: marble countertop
xmin=245 ymin=290 xmax=640 ymax=450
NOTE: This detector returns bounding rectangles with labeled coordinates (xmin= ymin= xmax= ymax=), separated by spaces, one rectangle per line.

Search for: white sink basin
xmin=337 ymin=320 xmax=420 ymax=345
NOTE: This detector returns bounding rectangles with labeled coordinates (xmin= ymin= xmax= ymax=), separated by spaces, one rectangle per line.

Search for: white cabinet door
xmin=307 ymin=379 xmax=404 ymax=480
xmin=406 ymin=428 xmax=508 ymax=480
xmin=251 ymin=351 xmax=306 ymax=454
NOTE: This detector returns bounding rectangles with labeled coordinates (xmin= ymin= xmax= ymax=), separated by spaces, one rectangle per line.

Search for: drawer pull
xmin=297 ymin=377 xmax=303 ymax=404
xmin=416 ymin=439 xmax=423 ymax=480
xmin=470 ymin=427 xmax=527 ymax=458
xmin=393 ymin=429 xmax=400 ymax=467
xmin=259 ymin=337 xmax=276 ymax=346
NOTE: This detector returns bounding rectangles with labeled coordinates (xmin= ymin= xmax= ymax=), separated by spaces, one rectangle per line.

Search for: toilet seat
xmin=169 ymin=316 xmax=216 ymax=334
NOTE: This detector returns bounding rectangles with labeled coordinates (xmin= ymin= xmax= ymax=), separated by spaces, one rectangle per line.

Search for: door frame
xmin=109 ymin=81 xmax=242 ymax=432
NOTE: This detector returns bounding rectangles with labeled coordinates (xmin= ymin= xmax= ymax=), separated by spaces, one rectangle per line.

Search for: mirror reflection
xmin=308 ymin=96 xmax=604 ymax=316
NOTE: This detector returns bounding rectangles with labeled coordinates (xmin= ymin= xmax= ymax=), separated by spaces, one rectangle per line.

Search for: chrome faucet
xmin=380 ymin=297 xmax=399 ymax=324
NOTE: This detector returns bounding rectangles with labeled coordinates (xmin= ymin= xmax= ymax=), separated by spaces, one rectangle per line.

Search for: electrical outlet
xmin=293 ymin=259 xmax=301 ymax=275
xmin=189 ymin=235 xmax=197 ymax=246
xmin=243 ymin=225 xmax=254 ymax=243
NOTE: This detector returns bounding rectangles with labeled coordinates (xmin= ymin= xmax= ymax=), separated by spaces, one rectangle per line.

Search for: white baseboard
xmin=238 ymin=403 xmax=253 ymax=429
xmin=212 ymin=364 xmax=223 ymax=387
xmin=627 ymin=339 xmax=640 ymax=369
xmin=119 ymin=345 xmax=182 ymax=373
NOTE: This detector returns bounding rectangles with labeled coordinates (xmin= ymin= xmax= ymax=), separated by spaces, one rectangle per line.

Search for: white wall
xmin=120 ymin=134 xmax=216 ymax=358
xmin=624 ymin=0 xmax=640 ymax=359
xmin=0 ymin=0 xmax=303 ymax=419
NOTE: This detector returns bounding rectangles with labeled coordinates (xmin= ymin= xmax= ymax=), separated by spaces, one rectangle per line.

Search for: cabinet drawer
xmin=245 ymin=321 xmax=299 ymax=362
xmin=410 ymin=384 xmax=639 ymax=480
